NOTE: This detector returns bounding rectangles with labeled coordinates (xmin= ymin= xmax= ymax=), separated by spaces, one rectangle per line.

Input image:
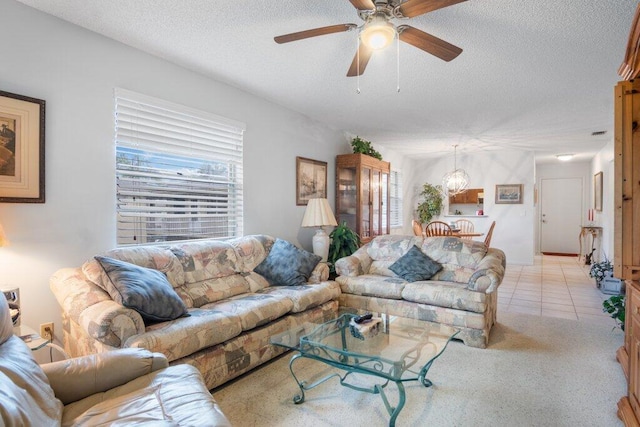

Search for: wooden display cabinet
xmin=335 ymin=154 xmax=390 ymax=244
xmin=615 ymin=79 xmax=640 ymax=281
xmin=614 ymin=79 xmax=640 ymax=426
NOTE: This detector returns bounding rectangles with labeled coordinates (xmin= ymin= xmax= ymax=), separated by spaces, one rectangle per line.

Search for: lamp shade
xmin=301 ymin=198 xmax=338 ymax=228
xmin=0 ymin=222 xmax=8 ymax=247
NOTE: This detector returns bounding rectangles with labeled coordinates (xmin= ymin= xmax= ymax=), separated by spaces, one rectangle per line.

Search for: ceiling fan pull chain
xmin=356 ymin=36 xmax=361 ymax=94
xmin=396 ymin=35 xmax=400 ymax=93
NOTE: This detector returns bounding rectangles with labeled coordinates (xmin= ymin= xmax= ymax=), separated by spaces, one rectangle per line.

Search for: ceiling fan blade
xmin=398 ymin=25 xmax=462 ymax=61
xmin=348 ymin=0 xmax=375 ymax=10
xmin=399 ymin=0 xmax=467 ymax=18
xmin=274 ymin=24 xmax=356 ymax=44
xmin=347 ymin=44 xmax=373 ymax=77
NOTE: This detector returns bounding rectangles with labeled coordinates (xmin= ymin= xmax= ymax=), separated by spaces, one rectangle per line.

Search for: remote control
xmin=354 ymin=313 xmax=373 ymax=324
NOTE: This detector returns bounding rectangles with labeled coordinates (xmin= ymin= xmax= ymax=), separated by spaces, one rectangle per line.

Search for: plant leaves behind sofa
xmin=335 ymin=235 xmax=506 ymax=348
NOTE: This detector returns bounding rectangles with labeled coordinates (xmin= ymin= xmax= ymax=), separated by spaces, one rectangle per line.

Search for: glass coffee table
xmin=271 ymin=312 xmax=459 ymax=427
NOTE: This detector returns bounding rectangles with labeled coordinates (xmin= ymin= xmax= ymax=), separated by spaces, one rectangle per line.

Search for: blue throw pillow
xmin=95 ymin=256 xmax=189 ymax=325
xmin=254 ymin=239 xmax=322 ymax=286
xmin=389 ymin=246 xmax=442 ymax=282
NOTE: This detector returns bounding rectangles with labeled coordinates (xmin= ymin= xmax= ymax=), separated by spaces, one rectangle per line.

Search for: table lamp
xmin=301 ymin=198 xmax=338 ymax=262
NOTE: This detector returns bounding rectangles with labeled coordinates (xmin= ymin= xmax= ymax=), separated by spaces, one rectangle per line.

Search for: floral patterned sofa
xmin=335 ymin=235 xmax=506 ymax=348
xmin=50 ymin=235 xmax=340 ymax=390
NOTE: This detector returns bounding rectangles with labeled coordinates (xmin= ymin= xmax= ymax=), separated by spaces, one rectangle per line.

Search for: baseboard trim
xmin=541 ymin=252 xmax=578 ymax=257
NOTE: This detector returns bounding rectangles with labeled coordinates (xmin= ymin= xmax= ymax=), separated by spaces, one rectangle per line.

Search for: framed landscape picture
xmin=495 ymin=184 xmax=523 ymax=204
xmin=296 ymin=156 xmax=327 ymax=205
xmin=594 ymin=171 xmax=603 ymax=211
xmin=0 ymin=90 xmax=45 ymax=203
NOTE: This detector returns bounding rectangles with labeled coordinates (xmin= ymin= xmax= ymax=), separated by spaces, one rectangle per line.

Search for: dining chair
xmin=484 ymin=221 xmax=496 ymax=247
xmin=425 ymin=221 xmax=453 ymax=237
xmin=454 ymin=219 xmax=475 ymax=239
xmin=412 ymin=220 xmax=424 ymax=236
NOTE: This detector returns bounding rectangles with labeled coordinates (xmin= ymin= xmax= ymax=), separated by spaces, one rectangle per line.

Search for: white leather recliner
xmin=0 ymin=292 xmax=230 ymax=426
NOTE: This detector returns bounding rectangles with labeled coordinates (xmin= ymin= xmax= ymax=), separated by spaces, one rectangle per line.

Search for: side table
xmin=579 ymin=226 xmax=603 ymax=264
xmin=14 ymin=324 xmax=69 ymax=359
xmin=14 ymin=324 xmax=49 ymax=351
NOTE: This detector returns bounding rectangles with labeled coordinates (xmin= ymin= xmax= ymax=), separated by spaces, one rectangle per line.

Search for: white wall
xmin=0 ymin=0 xmax=370 ymax=359
xmin=591 ymin=139 xmax=615 ymax=261
xmin=408 ymin=149 xmax=536 ymax=265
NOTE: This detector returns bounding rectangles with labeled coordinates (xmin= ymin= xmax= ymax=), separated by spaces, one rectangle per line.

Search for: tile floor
xmin=499 ymin=254 xmax=615 ymax=325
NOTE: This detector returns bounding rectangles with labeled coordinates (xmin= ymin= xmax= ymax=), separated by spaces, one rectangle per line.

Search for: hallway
xmin=499 ymin=255 xmax=615 ymax=325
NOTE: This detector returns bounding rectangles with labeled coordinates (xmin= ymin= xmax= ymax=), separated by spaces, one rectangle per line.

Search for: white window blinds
xmin=390 ymin=170 xmax=403 ymax=228
xmin=115 ymin=89 xmax=245 ymax=245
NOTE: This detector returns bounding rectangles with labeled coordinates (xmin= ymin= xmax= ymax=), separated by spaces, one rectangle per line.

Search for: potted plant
xmin=589 ymin=257 xmax=613 ymax=288
xmin=350 ymin=136 xmax=382 ymax=160
xmin=603 ymin=295 xmax=625 ymax=331
xmin=416 ymin=183 xmax=445 ymax=224
xmin=328 ymin=222 xmax=360 ymax=274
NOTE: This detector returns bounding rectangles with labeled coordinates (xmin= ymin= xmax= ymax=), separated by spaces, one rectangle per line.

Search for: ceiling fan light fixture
xmin=360 ymin=18 xmax=396 ymax=50
xmin=556 ymin=154 xmax=574 ymax=161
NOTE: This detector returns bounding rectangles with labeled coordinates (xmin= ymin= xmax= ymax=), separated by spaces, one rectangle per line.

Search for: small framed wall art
xmin=0 ymin=90 xmax=45 ymax=203
xmin=495 ymin=184 xmax=523 ymax=204
xmin=296 ymin=156 xmax=327 ymax=205
xmin=594 ymin=171 xmax=603 ymax=211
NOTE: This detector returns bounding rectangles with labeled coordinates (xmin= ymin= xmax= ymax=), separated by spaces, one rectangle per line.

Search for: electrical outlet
xmin=40 ymin=322 xmax=54 ymax=341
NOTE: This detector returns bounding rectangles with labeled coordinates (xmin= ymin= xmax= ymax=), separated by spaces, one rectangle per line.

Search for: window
xmin=115 ymin=89 xmax=245 ymax=245
xmin=390 ymin=170 xmax=403 ymax=228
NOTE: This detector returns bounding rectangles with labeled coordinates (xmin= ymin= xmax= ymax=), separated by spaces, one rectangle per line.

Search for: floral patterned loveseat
xmin=335 ymin=235 xmax=506 ymax=348
xmin=50 ymin=235 xmax=340 ymax=390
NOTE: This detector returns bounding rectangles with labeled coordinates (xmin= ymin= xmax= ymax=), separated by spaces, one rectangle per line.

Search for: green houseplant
xmin=350 ymin=136 xmax=382 ymax=160
xmin=328 ymin=222 xmax=360 ymax=273
xmin=589 ymin=257 xmax=613 ymax=287
xmin=416 ymin=183 xmax=445 ymax=224
xmin=603 ymin=295 xmax=625 ymax=331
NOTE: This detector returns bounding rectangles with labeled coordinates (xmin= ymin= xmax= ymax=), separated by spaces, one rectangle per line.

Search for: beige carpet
xmin=213 ymin=313 xmax=626 ymax=426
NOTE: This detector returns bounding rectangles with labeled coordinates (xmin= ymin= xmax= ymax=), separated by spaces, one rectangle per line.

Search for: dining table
xmin=451 ymin=230 xmax=484 ymax=238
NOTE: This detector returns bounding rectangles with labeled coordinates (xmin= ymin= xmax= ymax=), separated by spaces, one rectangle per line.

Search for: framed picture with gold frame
xmin=0 ymin=90 xmax=45 ymax=203
xmin=594 ymin=171 xmax=603 ymax=211
xmin=296 ymin=156 xmax=327 ymax=205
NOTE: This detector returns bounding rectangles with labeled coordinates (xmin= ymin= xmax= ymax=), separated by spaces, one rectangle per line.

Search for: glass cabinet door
xmin=361 ymin=167 xmax=371 ymax=240
xmin=372 ymin=170 xmax=380 ymax=237
xmin=337 ymin=166 xmax=357 ymax=232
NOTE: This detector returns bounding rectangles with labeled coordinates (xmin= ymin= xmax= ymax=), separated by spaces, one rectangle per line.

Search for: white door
xmin=540 ymin=178 xmax=583 ymax=254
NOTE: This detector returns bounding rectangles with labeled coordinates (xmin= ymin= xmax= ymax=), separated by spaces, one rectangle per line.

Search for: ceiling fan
xmin=274 ymin=0 xmax=467 ymax=77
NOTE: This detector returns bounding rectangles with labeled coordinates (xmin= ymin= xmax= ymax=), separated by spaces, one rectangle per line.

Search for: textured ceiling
xmin=15 ymin=0 xmax=638 ymax=162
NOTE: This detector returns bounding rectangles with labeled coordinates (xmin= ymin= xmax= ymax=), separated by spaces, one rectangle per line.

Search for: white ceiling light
xmin=360 ymin=15 xmax=396 ymax=50
xmin=442 ymin=145 xmax=470 ymax=196
xmin=556 ymin=154 xmax=574 ymax=161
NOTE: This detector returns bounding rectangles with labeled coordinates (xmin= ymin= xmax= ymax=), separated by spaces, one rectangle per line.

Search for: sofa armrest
xmin=467 ymin=248 xmax=506 ymax=293
xmin=50 ymin=268 xmax=146 ymax=347
xmin=335 ymin=246 xmax=372 ymax=277
xmin=308 ymin=262 xmax=329 ymax=283
xmin=78 ymin=300 xmax=146 ymax=347
xmin=42 ymin=348 xmax=169 ymax=405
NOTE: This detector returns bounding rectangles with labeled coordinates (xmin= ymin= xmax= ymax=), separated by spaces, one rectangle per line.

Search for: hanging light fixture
xmin=441 ymin=145 xmax=470 ymax=196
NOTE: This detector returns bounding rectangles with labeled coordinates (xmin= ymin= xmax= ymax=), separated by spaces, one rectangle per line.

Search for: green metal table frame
xmin=275 ymin=314 xmax=458 ymax=427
